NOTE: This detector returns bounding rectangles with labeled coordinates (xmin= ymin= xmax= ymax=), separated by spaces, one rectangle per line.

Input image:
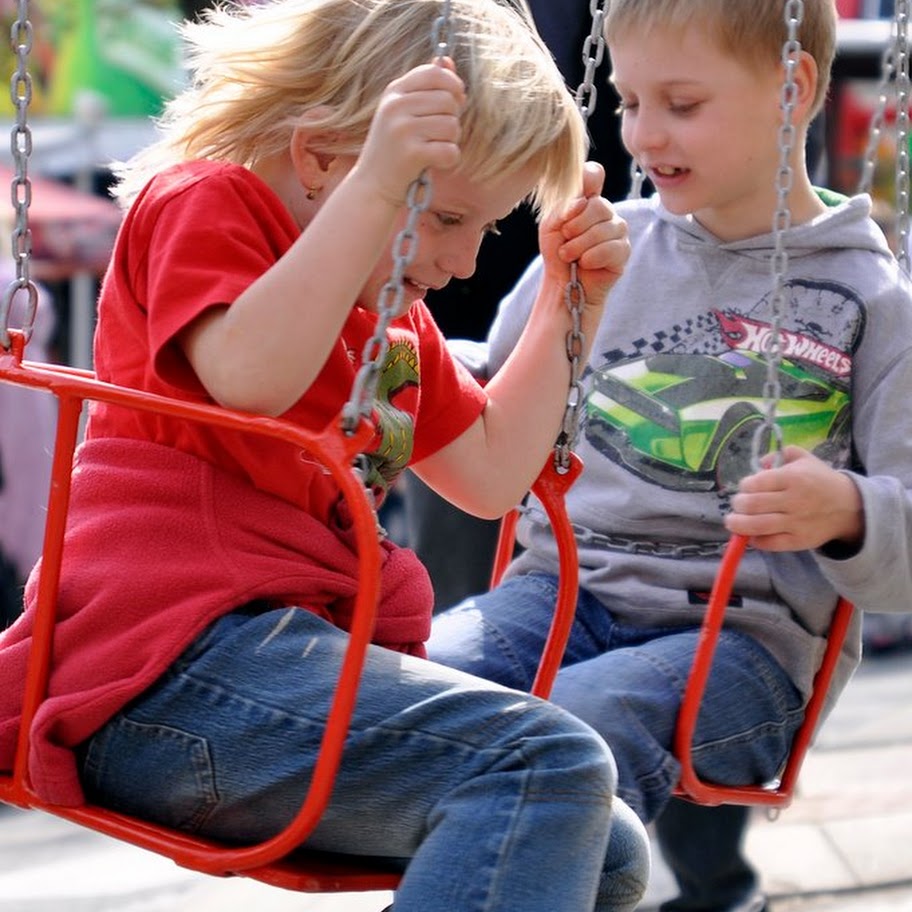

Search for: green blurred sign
xmin=3 ymin=0 xmax=187 ymax=117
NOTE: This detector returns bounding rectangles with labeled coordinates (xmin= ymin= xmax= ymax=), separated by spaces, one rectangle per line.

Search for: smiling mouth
xmin=652 ymin=165 xmax=687 ymax=178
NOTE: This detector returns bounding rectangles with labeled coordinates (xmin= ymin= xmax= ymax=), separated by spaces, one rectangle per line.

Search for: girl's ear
xmin=289 ymin=125 xmax=335 ymax=188
xmin=289 ymin=106 xmax=337 ymax=188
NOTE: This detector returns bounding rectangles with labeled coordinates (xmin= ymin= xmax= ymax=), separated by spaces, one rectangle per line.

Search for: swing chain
xmin=341 ymin=1 xmax=452 ymax=435
xmin=753 ymin=0 xmax=805 ymax=471
xmin=858 ymin=3 xmax=911 ymax=271
xmin=574 ymin=0 xmax=608 ymax=128
xmin=857 ymin=29 xmax=895 ymax=196
xmin=553 ymin=0 xmax=609 ymax=473
xmin=341 ymin=175 xmax=433 ymax=434
xmin=893 ymin=0 xmax=910 ymax=273
xmin=0 ymin=0 xmax=38 ymax=351
xmin=554 ymin=274 xmax=585 ymax=472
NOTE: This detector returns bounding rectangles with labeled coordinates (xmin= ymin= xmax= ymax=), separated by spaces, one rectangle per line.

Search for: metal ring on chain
xmin=2 ymin=0 xmax=38 ymax=350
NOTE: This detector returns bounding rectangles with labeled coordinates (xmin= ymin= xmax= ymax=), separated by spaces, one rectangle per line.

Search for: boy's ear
xmin=788 ymin=50 xmax=820 ymax=122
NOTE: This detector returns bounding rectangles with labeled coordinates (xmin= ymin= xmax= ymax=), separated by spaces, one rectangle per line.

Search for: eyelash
xmin=435 ymin=213 xmax=502 ymax=236
xmin=615 ymin=100 xmax=700 ymax=116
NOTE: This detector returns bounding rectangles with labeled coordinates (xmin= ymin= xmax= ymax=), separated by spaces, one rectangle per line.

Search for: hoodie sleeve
xmin=815 ymin=283 xmax=912 ymax=614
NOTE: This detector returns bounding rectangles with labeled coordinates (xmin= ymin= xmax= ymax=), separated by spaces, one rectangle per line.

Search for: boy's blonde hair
xmin=604 ymin=0 xmax=837 ymax=117
xmin=113 ymin=0 xmax=586 ymax=215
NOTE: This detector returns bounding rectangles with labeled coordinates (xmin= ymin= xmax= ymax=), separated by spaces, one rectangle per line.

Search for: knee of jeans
xmin=524 ymin=704 xmax=619 ymax=798
xmin=490 ymin=696 xmax=617 ymax=797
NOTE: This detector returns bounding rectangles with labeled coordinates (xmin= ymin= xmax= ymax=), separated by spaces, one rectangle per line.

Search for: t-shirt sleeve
xmin=130 ymin=168 xmax=299 ymax=393
xmin=410 ymin=301 xmax=487 ymax=463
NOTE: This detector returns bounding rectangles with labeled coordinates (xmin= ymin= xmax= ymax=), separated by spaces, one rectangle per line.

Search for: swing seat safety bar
xmin=673 ymin=533 xmax=855 ymax=808
xmin=0 ymin=329 xmax=583 ymax=891
xmin=490 ymin=481 xmax=856 ymax=809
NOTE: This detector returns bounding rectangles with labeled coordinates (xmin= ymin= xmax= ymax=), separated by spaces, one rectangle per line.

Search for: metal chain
xmin=857 ymin=5 xmax=910 ymax=270
xmin=574 ymin=0 xmax=608 ymax=128
xmin=627 ymin=158 xmax=646 ymax=200
xmin=752 ymin=0 xmax=804 ymax=471
xmin=553 ymin=0 xmax=609 ymax=473
xmin=857 ymin=32 xmax=895 ymax=196
xmin=894 ymin=0 xmax=910 ymax=272
xmin=341 ymin=1 xmax=452 ymax=434
xmin=0 ymin=0 xmax=38 ymax=351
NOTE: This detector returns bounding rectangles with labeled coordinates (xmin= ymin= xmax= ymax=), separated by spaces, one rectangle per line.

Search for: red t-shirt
xmin=90 ymin=160 xmax=487 ymax=519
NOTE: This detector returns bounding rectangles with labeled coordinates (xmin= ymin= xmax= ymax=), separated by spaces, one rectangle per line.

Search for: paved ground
xmin=1 ymin=648 xmax=910 ymax=911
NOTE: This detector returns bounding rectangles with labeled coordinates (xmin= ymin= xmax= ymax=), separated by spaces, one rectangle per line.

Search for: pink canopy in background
xmin=0 ymin=166 xmax=121 ymax=279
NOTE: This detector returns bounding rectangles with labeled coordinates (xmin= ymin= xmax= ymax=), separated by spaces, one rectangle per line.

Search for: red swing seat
xmin=490 ymin=483 xmax=856 ymax=810
xmin=672 ymin=534 xmax=855 ymax=808
xmin=0 ymin=328 xmax=584 ymax=893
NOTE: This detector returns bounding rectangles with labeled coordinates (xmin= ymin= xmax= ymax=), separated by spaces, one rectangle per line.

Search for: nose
xmin=623 ymin=106 xmax=668 ymax=157
xmin=437 ymin=230 xmax=483 ymax=281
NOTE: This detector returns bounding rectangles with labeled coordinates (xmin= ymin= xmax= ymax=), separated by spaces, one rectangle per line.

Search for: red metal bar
xmin=487 ymin=453 xmax=584 ymax=699
xmin=527 ymin=453 xmax=584 ymax=699
xmin=489 ymin=508 xmax=519 ymax=590
xmin=673 ymin=533 xmax=855 ymax=807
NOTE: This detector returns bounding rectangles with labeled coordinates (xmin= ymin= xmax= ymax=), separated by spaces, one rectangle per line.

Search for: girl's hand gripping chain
xmin=353 ymin=58 xmax=467 ymax=208
xmin=538 ymin=160 xmax=630 ymax=318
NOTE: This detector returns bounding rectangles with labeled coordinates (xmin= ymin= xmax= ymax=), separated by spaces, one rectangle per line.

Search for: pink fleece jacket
xmin=0 ymin=437 xmax=432 ymax=806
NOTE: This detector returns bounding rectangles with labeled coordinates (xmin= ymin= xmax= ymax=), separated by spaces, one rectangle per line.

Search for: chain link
xmin=752 ymin=0 xmax=805 ymax=471
xmin=551 ymin=0 xmax=610 ymax=473
xmin=894 ymin=0 xmax=910 ymax=272
xmin=1 ymin=0 xmax=38 ymax=350
xmin=857 ymin=4 xmax=911 ymax=273
xmin=857 ymin=33 xmax=895 ymax=196
xmin=574 ymin=0 xmax=607 ymax=127
xmin=341 ymin=1 xmax=452 ymax=434
xmin=341 ymin=174 xmax=433 ymax=433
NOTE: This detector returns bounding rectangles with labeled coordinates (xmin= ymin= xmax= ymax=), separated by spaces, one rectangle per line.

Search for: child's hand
xmin=357 ymin=58 xmax=466 ymax=207
xmin=724 ymin=445 xmax=864 ymax=552
xmin=538 ymin=161 xmax=630 ymax=309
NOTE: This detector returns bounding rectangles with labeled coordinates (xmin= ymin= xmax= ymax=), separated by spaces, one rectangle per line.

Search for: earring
xmin=306 ymin=185 xmax=321 ymax=200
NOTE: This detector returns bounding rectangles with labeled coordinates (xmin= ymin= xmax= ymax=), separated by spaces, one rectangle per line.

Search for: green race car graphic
xmin=586 ymin=350 xmax=851 ymax=492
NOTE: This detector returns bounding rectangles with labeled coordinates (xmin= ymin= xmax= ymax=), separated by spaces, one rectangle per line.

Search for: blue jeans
xmin=79 ymin=604 xmax=650 ymax=912
xmin=427 ymin=573 xmax=804 ymax=823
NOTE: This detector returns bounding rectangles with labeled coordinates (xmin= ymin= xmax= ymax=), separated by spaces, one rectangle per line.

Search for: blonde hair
xmin=113 ymin=0 xmax=586 ymax=215
xmin=604 ymin=0 xmax=837 ymax=117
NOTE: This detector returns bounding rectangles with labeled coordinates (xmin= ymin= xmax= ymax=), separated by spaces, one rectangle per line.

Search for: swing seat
xmin=490 ymin=479 xmax=856 ymax=809
xmin=0 ymin=329 xmax=583 ymax=893
xmin=672 ymin=534 xmax=855 ymax=808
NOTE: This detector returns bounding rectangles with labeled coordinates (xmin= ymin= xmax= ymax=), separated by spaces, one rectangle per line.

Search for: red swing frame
xmin=0 ymin=328 xmax=585 ymax=892
xmin=490 ymin=501 xmax=856 ymax=810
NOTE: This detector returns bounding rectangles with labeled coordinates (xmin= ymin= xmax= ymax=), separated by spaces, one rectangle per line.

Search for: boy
xmin=428 ymin=1 xmax=912 ymax=908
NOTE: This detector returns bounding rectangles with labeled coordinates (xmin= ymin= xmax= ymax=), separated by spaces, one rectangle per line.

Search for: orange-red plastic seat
xmin=491 ymin=480 xmax=856 ymax=809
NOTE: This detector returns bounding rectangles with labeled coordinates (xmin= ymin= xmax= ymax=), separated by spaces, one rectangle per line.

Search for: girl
xmin=0 ymin=1 xmax=647 ymax=910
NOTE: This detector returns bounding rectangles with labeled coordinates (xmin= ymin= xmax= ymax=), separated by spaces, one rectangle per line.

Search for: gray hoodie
xmin=477 ymin=192 xmax=912 ymax=714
